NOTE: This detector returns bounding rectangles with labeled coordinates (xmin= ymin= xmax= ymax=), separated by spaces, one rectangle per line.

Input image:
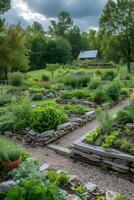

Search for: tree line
xmin=0 ymin=0 xmax=134 ymax=81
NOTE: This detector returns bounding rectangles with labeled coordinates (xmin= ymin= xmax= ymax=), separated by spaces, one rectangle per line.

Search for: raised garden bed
xmin=71 ymin=103 xmax=134 ymax=173
xmin=6 ymin=111 xmax=95 ymax=147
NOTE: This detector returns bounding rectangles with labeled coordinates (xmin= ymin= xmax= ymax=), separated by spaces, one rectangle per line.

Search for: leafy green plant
xmin=106 ymin=81 xmax=121 ymax=102
xmin=30 ymin=106 xmax=62 ymax=132
xmin=86 ymin=128 xmax=101 ymax=144
xmin=92 ymin=87 xmax=107 ymax=104
xmin=0 ymin=95 xmax=11 ymax=106
xmin=8 ymin=72 xmax=24 ymax=87
xmin=64 ymin=104 xmax=87 ymax=115
xmin=101 ymin=70 xmax=115 ymax=81
xmin=0 ymin=148 xmax=20 ymax=162
xmin=116 ymin=110 xmax=133 ymax=125
xmin=42 ymin=73 xmax=50 ymax=81
xmin=9 ymin=158 xmax=42 ymax=183
xmin=102 ymin=130 xmax=120 ymax=148
xmin=97 ymin=195 xmax=105 ymax=200
xmin=75 ymin=185 xmax=88 ymax=197
xmin=114 ymin=194 xmax=124 ymax=200
xmin=31 ymin=93 xmax=43 ymax=101
xmin=48 ymin=170 xmax=69 ymax=185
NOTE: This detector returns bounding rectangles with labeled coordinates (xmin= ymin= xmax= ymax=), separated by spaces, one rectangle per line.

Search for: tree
xmin=0 ymin=0 xmax=11 ymax=31
xmin=67 ymin=26 xmax=83 ymax=59
xmin=0 ymin=26 xmax=29 ymax=81
xmin=0 ymin=0 xmax=10 ymax=14
xmin=100 ymin=0 xmax=134 ymax=72
xmin=46 ymin=37 xmax=72 ymax=64
xmin=48 ymin=11 xmax=73 ymax=37
xmin=27 ymin=21 xmax=45 ymax=35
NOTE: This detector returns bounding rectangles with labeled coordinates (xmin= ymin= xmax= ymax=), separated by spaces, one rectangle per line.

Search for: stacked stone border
xmin=71 ymin=130 xmax=134 ymax=173
xmin=7 ymin=111 xmax=95 ymax=147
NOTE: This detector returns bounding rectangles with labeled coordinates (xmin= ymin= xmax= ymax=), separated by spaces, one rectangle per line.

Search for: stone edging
xmin=71 ymin=130 xmax=134 ymax=173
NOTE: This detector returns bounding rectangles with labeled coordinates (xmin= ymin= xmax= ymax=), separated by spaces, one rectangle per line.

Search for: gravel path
xmin=25 ymin=98 xmax=134 ymax=199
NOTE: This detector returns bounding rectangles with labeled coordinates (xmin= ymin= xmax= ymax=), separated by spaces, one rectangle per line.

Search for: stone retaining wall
xmin=71 ymin=137 xmax=134 ymax=173
xmin=7 ymin=111 xmax=95 ymax=147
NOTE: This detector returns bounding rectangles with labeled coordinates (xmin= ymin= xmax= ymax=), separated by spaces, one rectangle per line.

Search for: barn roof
xmin=78 ymin=50 xmax=98 ymax=59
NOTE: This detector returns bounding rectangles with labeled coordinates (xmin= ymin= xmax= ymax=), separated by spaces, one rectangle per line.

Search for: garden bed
xmin=71 ymin=103 xmax=134 ymax=173
xmin=6 ymin=110 xmax=95 ymax=147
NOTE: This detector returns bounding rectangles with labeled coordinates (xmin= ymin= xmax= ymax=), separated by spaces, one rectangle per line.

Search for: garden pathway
xmin=25 ymin=97 xmax=134 ymax=200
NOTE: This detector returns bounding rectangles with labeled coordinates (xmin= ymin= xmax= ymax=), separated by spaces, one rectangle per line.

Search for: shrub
xmin=60 ymin=89 xmax=90 ymax=100
xmin=116 ymin=110 xmax=133 ymax=125
xmin=64 ymin=104 xmax=87 ymax=115
xmin=0 ymin=95 xmax=11 ymax=106
xmin=42 ymin=73 xmax=50 ymax=81
xmin=96 ymin=107 xmax=113 ymax=134
xmin=106 ymin=81 xmax=121 ymax=101
xmin=88 ymin=78 xmax=101 ymax=90
xmin=13 ymin=99 xmax=32 ymax=131
xmin=0 ymin=112 xmax=14 ymax=133
xmin=8 ymin=72 xmax=24 ymax=86
xmin=101 ymin=71 xmax=115 ymax=81
xmin=31 ymin=93 xmax=43 ymax=101
xmin=92 ymin=87 xmax=107 ymax=104
xmin=64 ymin=73 xmax=90 ymax=88
xmin=30 ymin=106 xmax=63 ymax=132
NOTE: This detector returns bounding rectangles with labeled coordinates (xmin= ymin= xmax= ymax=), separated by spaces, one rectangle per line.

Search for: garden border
xmin=71 ymin=130 xmax=134 ymax=173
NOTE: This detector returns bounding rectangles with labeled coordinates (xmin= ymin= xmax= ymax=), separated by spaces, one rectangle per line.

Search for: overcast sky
xmin=2 ymin=0 xmax=106 ymax=32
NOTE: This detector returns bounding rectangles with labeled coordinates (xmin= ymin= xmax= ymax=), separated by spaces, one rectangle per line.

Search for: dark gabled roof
xmin=78 ymin=50 xmax=98 ymax=59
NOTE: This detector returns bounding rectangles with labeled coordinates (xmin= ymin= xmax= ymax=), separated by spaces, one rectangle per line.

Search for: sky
xmin=2 ymin=0 xmax=106 ymax=32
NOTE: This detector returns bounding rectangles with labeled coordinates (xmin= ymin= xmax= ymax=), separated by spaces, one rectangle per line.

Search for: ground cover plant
xmin=86 ymin=101 xmax=134 ymax=155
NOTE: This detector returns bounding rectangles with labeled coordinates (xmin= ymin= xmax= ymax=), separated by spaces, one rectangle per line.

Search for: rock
xmin=106 ymin=190 xmax=119 ymax=200
xmin=40 ymin=163 xmax=50 ymax=171
xmin=40 ymin=130 xmax=54 ymax=138
xmin=126 ymin=123 xmax=134 ymax=129
xmin=68 ymin=175 xmax=82 ymax=188
xmin=57 ymin=122 xmax=72 ymax=130
xmin=0 ymin=180 xmax=16 ymax=192
xmin=4 ymin=131 xmax=12 ymax=136
xmin=28 ymin=130 xmax=37 ymax=136
xmin=84 ymin=182 xmax=97 ymax=193
xmin=67 ymin=194 xmax=81 ymax=200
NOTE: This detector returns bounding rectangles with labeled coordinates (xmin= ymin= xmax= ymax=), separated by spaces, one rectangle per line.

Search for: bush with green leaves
xmin=116 ymin=109 xmax=133 ymax=125
xmin=92 ymin=87 xmax=107 ymax=104
xmin=8 ymin=72 xmax=24 ymax=86
xmin=60 ymin=89 xmax=90 ymax=100
xmin=13 ymin=99 xmax=32 ymax=131
xmin=106 ymin=81 xmax=121 ymax=102
xmin=31 ymin=93 xmax=43 ymax=101
xmin=0 ymin=95 xmax=12 ymax=106
xmin=30 ymin=106 xmax=64 ymax=132
xmin=42 ymin=73 xmax=50 ymax=81
xmin=0 ymin=111 xmax=14 ymax=133
xmin=101 ymin=70 xmax=115 ymax=81
xmin=102 ymin=130 xmax=120 ymax=148
xmin=88 ymin=78 xmax=101 ymax=90
xmin=86 ymin=128 xmax=101 ymax=144
xmin=63 ymin=73 xmax=90 ymax=88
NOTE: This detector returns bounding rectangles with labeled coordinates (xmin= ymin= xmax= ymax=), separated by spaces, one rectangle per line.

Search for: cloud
xmin=1 ymin=0 xmax=106 ymax=31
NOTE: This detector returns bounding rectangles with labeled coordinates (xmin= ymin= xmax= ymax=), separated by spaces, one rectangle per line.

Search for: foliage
xmin=101 ymin=71 xmax=115 ymax=81
xmin=96 ymin=107 xmax=113 ymax=134
xmin=8 ymin=72 xmax=24 ymax=87
xmin=4 ymin=178 xmax=67 ymax=200
xmin=48 ymin=170 xmax=69 ymax=185
xmin=13 ymin=99 xmax=32 ymax=131
xmin=64 ymin=104 xmax=88 ymax=115
xmin=49 ymin=11 xmax=73 ymax=37
xmin=86 ymin=128 xmax=101 ymax=144
xmin=46 ymin=64 xmax=60 ymax=77
xmin=31 ymin=93 xmax=43 ymax=101
xmin=0 ymin=26 xmax=29 ymax=80
xmin=0 ymin=148 xmax=20 ymax=162
xmin=116 ymin=109 xmax=133 ymax=125
xmin=114 ymin=195 xmax=124 ymax=200
xmin=75 ymin=185 xmax=88 ymax=197
xmin=0 ymin=95 xmax=11 ymax=106
xmin=63 ymin=73 xmax=90 ymax=88
xmin=102 ymin=130 xmax=120 ymax=148
xmin=9 ymin=158 xmax=42 ymax=183
xmin=88 ymin=78 xmax=101 ymax=90
xmin=92 ymin=87 xmax=107 ymax=104
xmin=30 ymin=106 xmax=63 ymax=132
xmin=100 ymin=0 xmax=134 ymax=72
xmin=106 ymin=81 xmax=121 ymax=101
xmin=60 ymin=89 xmax=90 ymax=100
xmin=97 ymin=196 xmax=105 ymax=200
xmin=42 ymin=73 xmax=50 ymax=81
xmin=0 ymin=112 xmax=14 ymax=133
